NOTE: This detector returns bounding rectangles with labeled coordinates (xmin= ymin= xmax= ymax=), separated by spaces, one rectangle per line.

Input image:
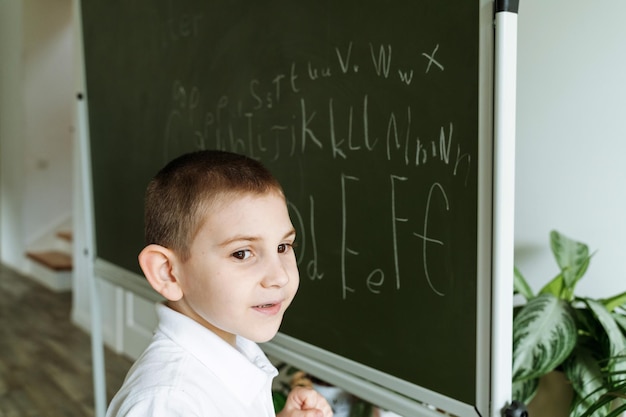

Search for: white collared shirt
xmin=106 ymin=303 xmax=278 ymax=417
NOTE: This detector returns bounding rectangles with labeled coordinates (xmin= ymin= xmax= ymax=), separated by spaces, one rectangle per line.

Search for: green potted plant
xmin=513 ymin=230 xmax=626 ymax=417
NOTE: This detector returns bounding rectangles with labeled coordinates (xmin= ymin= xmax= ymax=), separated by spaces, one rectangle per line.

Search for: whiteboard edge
xmin=491 ymin=8 xmax=518 ymax=417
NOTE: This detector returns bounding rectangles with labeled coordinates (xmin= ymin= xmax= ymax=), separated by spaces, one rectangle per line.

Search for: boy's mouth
xmin=252 ymin=301 xmax=282 ymax=315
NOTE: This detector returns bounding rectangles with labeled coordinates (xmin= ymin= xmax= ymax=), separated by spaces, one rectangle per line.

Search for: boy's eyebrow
xmin=218 ymin=228 xmax=296 ymax=248
xmin=217 ymin=235 xmax=259 ymax=248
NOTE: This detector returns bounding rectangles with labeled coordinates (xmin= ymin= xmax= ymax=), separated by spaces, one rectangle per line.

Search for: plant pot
xmin=527 ymin=371 xmax=573 ymax=417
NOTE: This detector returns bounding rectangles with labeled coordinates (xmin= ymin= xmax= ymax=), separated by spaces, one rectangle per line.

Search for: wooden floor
xmin=0 ymin=264 xmax=133 ymax=417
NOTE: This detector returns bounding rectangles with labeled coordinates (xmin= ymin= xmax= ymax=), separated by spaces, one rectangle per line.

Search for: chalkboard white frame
xmin=75 ymin=0 xmax=518 ymax=416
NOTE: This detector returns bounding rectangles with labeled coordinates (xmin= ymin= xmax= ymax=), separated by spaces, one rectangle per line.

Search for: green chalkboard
xmin=82 ymin=0 xmax=492 ymax=413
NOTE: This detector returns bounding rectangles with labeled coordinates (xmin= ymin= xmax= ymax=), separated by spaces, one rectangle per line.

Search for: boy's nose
xmin=261 ymin=255 xmax=291 ymax=288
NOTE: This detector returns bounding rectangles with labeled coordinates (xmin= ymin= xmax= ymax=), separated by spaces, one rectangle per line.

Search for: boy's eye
xmin=277 ymin=243 xmax=292 ymax=254
xmin=232 ymin=249 xmax=252 ymax=260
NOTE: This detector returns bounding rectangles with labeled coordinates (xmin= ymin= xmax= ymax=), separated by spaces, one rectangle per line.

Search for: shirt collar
xmin=155 ymin=303 xmax=278 ymax=406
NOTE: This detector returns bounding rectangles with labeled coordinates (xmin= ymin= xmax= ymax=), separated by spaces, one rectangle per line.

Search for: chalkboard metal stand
xmin=74 ymin=0 xmax=107 ymax=416
xmin=492 ymin=1 xmax=519 ymax=415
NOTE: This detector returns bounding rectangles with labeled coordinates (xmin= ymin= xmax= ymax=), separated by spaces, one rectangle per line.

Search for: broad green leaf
xmin=550 ymin=230 xmax=591 ymax=297
xmin=512 ymin=293 xmax=577 ymax=381
xmin=601 ymin=291 xmax=626 ymax=313
xmin=585 ymin=299 xmax=626 ymax=383
xmin=511 ymin=377 xmax=538 ymax=405
xmin=514 ymin=266 xmax=534 ymax=301
xmin=573 ymin=307 xmax=603 ymax=340
xmin=613 ymin=313 xmax=626 ymax=335
xmin=539 ymin=273 xmax=565 ymax=298
xmin=565 ymin=346 xmax=609 ymax=417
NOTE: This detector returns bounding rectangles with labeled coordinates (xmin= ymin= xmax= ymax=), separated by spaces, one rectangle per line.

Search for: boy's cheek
xmin=292 ymin=272 xmax=301 ymax=292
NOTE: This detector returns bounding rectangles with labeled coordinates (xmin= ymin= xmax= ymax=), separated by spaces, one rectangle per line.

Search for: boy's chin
xmin=249 ymin=326 xmax=281 ymax=344
xmin=255 ymin=332 xmax=279 ymax=344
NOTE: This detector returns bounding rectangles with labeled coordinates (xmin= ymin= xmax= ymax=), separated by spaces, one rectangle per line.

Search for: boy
xmin=106 ymin=150 xmax=332 ymax=417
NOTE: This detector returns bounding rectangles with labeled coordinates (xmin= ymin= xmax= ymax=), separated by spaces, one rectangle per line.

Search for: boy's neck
xmin=166 ymin=299 xmax=238 ymax=347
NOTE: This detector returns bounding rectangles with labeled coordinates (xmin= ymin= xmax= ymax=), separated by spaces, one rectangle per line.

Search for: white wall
xmin=22 ymin=0 xmax=74 ymax=243
xmin=0 ymin=0 xmax=73 ymax=270
xmin=514 ymin=1 xmax=626 ymax=299
xmin=0 ymin=0 xmax=26 ymax=268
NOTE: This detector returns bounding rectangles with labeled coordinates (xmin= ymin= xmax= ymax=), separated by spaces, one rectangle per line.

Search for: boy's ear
xmin=138 ymin=244 xmax=183 ymax=301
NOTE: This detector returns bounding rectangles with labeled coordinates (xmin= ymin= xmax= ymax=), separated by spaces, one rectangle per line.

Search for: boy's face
xmin=171 ymin=191 xmax=299 ymax=346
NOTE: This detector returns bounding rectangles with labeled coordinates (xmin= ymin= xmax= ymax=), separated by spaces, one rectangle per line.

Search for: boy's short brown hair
xmin=144 ymin=150 xmax=284 ymax=261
